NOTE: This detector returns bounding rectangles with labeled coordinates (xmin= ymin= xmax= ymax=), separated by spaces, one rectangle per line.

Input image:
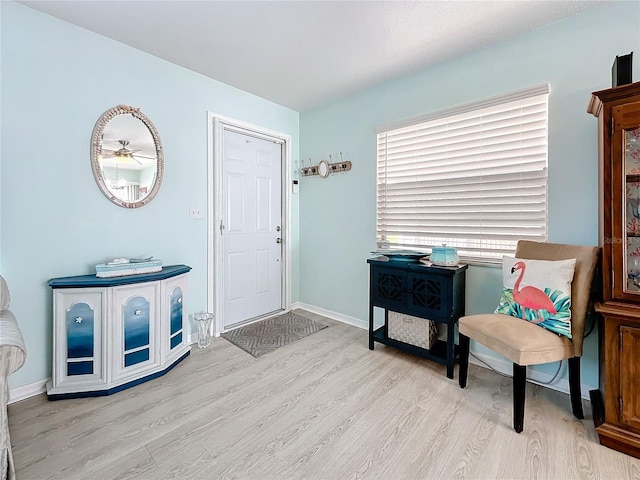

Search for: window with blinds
xmin=376 ymin=84 xmax=549 ymax=264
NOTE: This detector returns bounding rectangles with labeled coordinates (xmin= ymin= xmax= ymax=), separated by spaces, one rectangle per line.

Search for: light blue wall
xmin=3 ymin=0 xmax=639 ymax=396
xmin=0 ymin=2 xmax=299 ymax=389
xmin=299 ymin=2 xmax=640 ymax=390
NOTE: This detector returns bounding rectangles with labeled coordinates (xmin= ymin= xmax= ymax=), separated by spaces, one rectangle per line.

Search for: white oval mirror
xmin=91 ymin=105 xmax=164 ymax=208
xmin=318 ymin=160 xmax=330 ymax=178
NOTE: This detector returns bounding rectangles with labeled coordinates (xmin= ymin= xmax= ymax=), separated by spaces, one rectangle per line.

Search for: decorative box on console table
xmin=47 ymin=264 xmax=191 ymax=399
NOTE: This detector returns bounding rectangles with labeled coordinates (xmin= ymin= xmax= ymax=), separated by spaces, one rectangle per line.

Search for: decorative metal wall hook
xmin=300 ymin=158 xmax=318 ymax=177
xmin=300 ymin=153 xmax=352 ymax=178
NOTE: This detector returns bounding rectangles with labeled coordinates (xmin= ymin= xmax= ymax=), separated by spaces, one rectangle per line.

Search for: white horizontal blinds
xmin=377 ymin=85 xmax=549 ymax=262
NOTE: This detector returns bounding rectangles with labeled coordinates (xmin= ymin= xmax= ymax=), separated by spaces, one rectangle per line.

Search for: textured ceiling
xmin=18 ymin=0 xmax=609 ymax=112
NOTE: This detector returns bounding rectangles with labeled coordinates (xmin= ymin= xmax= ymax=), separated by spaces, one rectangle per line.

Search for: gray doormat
xmin=221 ymin=312 xmax=328 ymax=358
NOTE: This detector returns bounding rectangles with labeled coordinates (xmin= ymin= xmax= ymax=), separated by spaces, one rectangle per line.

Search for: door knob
xmin=276 ymin=238 xmax=283 ymax=244
xmin=276 ymin=226 xmax=281 ymax=232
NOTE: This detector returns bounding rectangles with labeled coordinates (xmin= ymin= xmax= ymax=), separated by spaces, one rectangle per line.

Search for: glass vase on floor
xmin=193 ymin=312 xmax=214 ymax=348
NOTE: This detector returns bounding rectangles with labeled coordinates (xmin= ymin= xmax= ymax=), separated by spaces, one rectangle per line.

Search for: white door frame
xmin=207 ymin=112 xmax=292 ymax=336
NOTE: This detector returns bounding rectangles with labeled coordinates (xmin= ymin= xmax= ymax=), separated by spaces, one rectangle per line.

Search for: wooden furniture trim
xmin=596 ymin=423 xmax=640 ymax=459
xmin=588 ymin=83 xmax=640 ymax=116
xmin=620 ymin=326 xmax=640 ymax=429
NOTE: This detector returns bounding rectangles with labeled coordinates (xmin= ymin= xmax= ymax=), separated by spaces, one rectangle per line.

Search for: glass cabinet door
xmin=619 ymin=102 xmax=640 ymax=299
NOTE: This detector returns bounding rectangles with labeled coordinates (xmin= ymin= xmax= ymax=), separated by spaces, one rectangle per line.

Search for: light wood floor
xmin=9 ymin=310 xmax=640 ymax=479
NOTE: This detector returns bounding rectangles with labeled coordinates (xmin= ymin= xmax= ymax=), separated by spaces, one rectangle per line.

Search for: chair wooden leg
xmin=513 ymin=363 xmax=526 ymax=433
xmin=568 ymin=356 xmax=584 ymax=419
xmin=458 ymin=333 xmax=470 ymax=388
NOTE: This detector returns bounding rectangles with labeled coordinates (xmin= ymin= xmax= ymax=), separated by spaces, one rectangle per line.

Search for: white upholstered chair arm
xmin=0 ymin=310 xmax=26 ymax=378
xmin=0 ymin=307 xmax=25 ymax=480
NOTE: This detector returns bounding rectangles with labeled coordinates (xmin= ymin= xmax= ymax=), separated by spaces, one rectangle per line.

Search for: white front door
xmin=221 ymin=128 xmax=284 ymax=328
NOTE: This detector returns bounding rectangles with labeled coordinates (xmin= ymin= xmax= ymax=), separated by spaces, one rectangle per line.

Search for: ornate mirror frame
xmin=91 ymin=104 xmax=164 ymax=208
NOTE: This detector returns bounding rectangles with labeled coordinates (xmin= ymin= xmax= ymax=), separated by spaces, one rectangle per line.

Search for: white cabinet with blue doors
xmin=47 ymin=265 xmax=191 ymax=399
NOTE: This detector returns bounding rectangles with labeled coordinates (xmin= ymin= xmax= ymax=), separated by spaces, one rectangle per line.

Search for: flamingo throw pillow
xmin=495 ymin=256 xmax=577 ymax=338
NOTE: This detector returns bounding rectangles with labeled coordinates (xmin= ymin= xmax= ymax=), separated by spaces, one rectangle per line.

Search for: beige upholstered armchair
xmin=0 ymin=276 xmax=26 ymax=480
xmin=458 ymin=240 xmax=600 ymax=433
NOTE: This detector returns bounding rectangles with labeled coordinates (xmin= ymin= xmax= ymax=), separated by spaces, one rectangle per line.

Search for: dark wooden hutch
xmin=589 ymin=81 xmax=640 ymax=458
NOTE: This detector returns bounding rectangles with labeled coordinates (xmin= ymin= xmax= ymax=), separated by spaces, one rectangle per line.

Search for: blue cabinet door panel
xmin=125 ymin=348 xmax=150 ymax=367
xmin=124 ymin=296 xmax=150 ymax=351
xmin=68 ymin=361 xmax=94 ymax=376
xmin=170 ymin=288 xmax=183 ymax=335
xmin=66 ymin=303 xmax=95 ymax=359
xmin=170 ymin=333 xmax=182 ymax=350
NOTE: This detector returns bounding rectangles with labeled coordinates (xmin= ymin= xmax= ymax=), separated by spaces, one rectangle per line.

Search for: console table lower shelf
xmin=372 ymin=325 xmax=459 ymax=369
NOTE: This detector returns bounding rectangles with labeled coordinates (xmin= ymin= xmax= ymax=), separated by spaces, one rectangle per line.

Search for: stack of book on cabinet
xmin=95 ymin=257 xmax=162 ymax=278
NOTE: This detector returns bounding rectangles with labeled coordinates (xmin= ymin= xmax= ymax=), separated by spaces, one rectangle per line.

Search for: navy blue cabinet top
xmin=49 ymin=265 xmax=192 ymax=289
xmin=366 ymin=257 xmax=468 ymax=276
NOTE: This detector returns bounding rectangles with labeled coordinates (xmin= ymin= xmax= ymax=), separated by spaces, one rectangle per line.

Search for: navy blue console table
xmin=47 ymin=265 xmax=191 ymax=399
xmin=367 ymin=258 xmax=467 ymax=379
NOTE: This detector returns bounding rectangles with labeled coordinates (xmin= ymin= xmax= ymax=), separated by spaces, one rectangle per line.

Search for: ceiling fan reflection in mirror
xmin=102 ymin=140 xmax=143 ymax=165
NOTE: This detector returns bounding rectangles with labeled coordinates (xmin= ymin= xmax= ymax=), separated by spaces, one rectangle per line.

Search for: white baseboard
xmin=9 ymin=342 xmax=201 ymax=404
xmin=293 ymin=302 xmax=368 ymax=331
xmin=467 ymin=350 xmax=596 ymax=401
xmin=292 ymin=302 xmax=596 ymax=401
xmin=9 ymin=379 xmax=47 ymax=404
